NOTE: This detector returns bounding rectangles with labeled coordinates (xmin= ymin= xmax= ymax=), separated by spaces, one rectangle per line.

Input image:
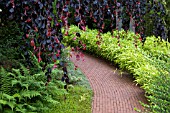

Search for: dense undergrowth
xmin=63 ymin=25 xmax=170 ymax=113
xmin=0 ymin=50 xmax=92 ymax=113
xmin=0 ymin=22 xmax=92 ymax=113
xmin=46 ymin=86 xmax=92 ymax=113
xmin=0 ymin=21 xmax=23 ymax=70
xmin=0 ymin=55 xmax=92 ymax=113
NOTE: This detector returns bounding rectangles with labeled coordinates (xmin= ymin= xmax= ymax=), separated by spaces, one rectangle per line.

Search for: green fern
xmin=0 ymin=99 xmax=7 ymax=106
xmin=20 ymin=90 xmax=41 ymax=99
xmin=0 ymin=93 xmax=16 ymax=111
xmin=43 ymin=95 xmax=59 ymax=104
xmin=0 ymin=68 xmax=14 ymax=95
xmin=12 ymin=69 xmax=22 ymax=77
xmin=0 ymin=65 xmax=67 ymax=113
xmin=15 ymin=104 xmax=27 ymax=113
xmin=20 ymin=64 xmax=30 ymax=76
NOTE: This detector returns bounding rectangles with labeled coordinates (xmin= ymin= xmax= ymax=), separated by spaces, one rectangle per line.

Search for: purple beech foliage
xmin=0 ymin=0 xmax=168 ymax=84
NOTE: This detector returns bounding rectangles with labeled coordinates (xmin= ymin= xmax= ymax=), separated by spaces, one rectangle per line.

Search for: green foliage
xmin=0 ymin=21 xmax=22 ymax=58
xmin=50 ymin=46 xmax=91 ymax=89
xmin=25 ymin=51 xmax=42 ymax=75
xmin=0 ymin=44 xmax=92 ymax=113
xmin=46 ymin=86 xmax=92 ymax=113
xmin=0 ymin=21 xmax=23 ymax=69
xmin=64 ymin=25 xmax=170 ymax=112
xmin=67 ymin=61 xmax=91 ymax=89
xmin=0 ymin=65 xmax=67 ymax=113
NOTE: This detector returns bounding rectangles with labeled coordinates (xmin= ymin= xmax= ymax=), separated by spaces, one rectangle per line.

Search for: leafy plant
xmin=0 ymin=65 xmax=67 ymax=113
xmin=46 ymin=86 xmax=92 ymax=113
xmin=64 ymin=25 xmax=170 ymax=112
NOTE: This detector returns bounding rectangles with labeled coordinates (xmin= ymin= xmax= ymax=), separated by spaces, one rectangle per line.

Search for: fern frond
xmin=0 ymin=98 xmax=16 ymax=111
xmin=44 ymin=95 xmax=59 ymax=104
xmin=20 ymin=64 xmax=30 ymax=76
xmin=0 ymin=68 xmax=13 ymax=94
xmin=21 ymin=83 xmax=29 ymax=90
xmin=2 ymin=109 xmax=13 ymax=113
xmin=33 ymin=72 xmax=46 ymax=82
xmin=47 ymin=82 xmax=67 ymax=96
xmin=28 ymin=51 xmax=42 ymax=69
xmin=20 ymin=90 xmax=41 ymax=99
xmin=52 ymin=80 xmax=66 ymax=88
xmin=31 ymin=100 xmax=44 ymax=108
xmin=7 ymin=72 xmax=16 ymax=77
xmin=6 ymin=101 xmax=16 ymax=111
xmin=47 ymin=87 xmax=67 ymax=96
xmin=27 ymin=81 xmax=45 ymax=90
xmin=0 ymin=67 xmax=6 ymax=75
xmin=31 ymin=101 xmax=48 ymax=112
xmin=0 ymin=92 xmax=3 ymax=99
xmin=23 ymin=103 xmax=37 ymax=112
xmin=12 ymin=68 xmax=22 ymax=77
xmin=0 ymin=99 xmax=7 ymax=105
xmin=13 ymin=93 xmax=21 ymax=102
xmin=12 ymin=79 xmax=30 ymax=91
xmin=12 ymin=79 xmax=21 ymax=87
xmin=1 ymin=93 xmax=15 ymax=101
xmin=15 ymin=104 xmax=27 ymax=113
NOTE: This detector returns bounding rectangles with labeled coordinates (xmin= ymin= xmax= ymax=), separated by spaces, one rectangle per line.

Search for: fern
xmin=20 ymin=64 xmax=29 ymax=76
xmin=47 ymin=82 xmax=67 ymax=96
xmin=43 ymin=95 xmax=59 ymax=104
xmin=29 ymin=51 xmax=41 ymax=70
xmin=12 ymin=69 xmax=22 ymax=77
xmin=15 ymin=104 xmax=27 ymax=113
xmin=30 ymin=100 xmax=45 ymax=112
xmin=0 ymin=93 xmax=16 ymax=112
xmin=0 ymin=68 xmax=14 ymax=95
xmin=0 ymin=65 xmax=67 ymax=113
xmin=20 ymin=90 xmax=41 ymax=99
xmin=12 ymin=80 xmax=21 ymax=87
xmin=6 ymin=101 xmax=16 ymax=111
xmin=1 ymin=93 xmax=15 ymax=101
xmin=22 ymin=103 xmax=37 ymax=112
xmin=0 ymin=99 xmax=7 ymax=106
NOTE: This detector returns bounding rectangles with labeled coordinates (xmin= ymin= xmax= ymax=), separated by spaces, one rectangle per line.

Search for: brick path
xmin=70 ymin=52 xmax=148 ymax=113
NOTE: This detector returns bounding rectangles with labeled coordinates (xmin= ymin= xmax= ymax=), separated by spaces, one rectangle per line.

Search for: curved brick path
xmin=70 ymin=52 xmax=148 ymax=113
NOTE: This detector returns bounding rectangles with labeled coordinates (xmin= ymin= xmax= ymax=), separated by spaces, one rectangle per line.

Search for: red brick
xmin=70 ymin=52 xmax=148 ymax=113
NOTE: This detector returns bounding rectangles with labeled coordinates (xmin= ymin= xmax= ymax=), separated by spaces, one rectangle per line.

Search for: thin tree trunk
xmin=129 ymin=17 xmax=135 ymax=33
xmin=116 ymin=6 xmax=123 ymax=31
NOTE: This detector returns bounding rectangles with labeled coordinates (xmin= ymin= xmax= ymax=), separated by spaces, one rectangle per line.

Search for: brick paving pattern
xmin=70 ymin=52 xmax=148 ymax=113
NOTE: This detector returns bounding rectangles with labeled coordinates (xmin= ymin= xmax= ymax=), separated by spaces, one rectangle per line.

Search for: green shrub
xmin=64 ymin=25 xmax=170 ymax=112
xmin=0 ymin=64 xmax=67 ymax=113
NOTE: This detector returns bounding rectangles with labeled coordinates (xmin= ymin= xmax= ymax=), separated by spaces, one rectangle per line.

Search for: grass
xmin=47 ymin=85 xmax=93 ymax=113
xmin=46 ymin=58 xmax=93 ymax=113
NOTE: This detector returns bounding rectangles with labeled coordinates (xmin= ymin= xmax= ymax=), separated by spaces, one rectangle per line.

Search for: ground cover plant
xmin=0 ymin=47 xmax=92 ymax=113
xmin=63 ymin=25 xmax=170 ymax=112
xmin=0 ymin=54 xmax=67 ymax=112
xmin=46 ymin=86 xmax=92 ymax=113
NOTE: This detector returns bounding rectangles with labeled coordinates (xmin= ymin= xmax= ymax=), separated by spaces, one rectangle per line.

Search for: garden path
xmin=70 ymin=52 xmax=148 ymax=113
